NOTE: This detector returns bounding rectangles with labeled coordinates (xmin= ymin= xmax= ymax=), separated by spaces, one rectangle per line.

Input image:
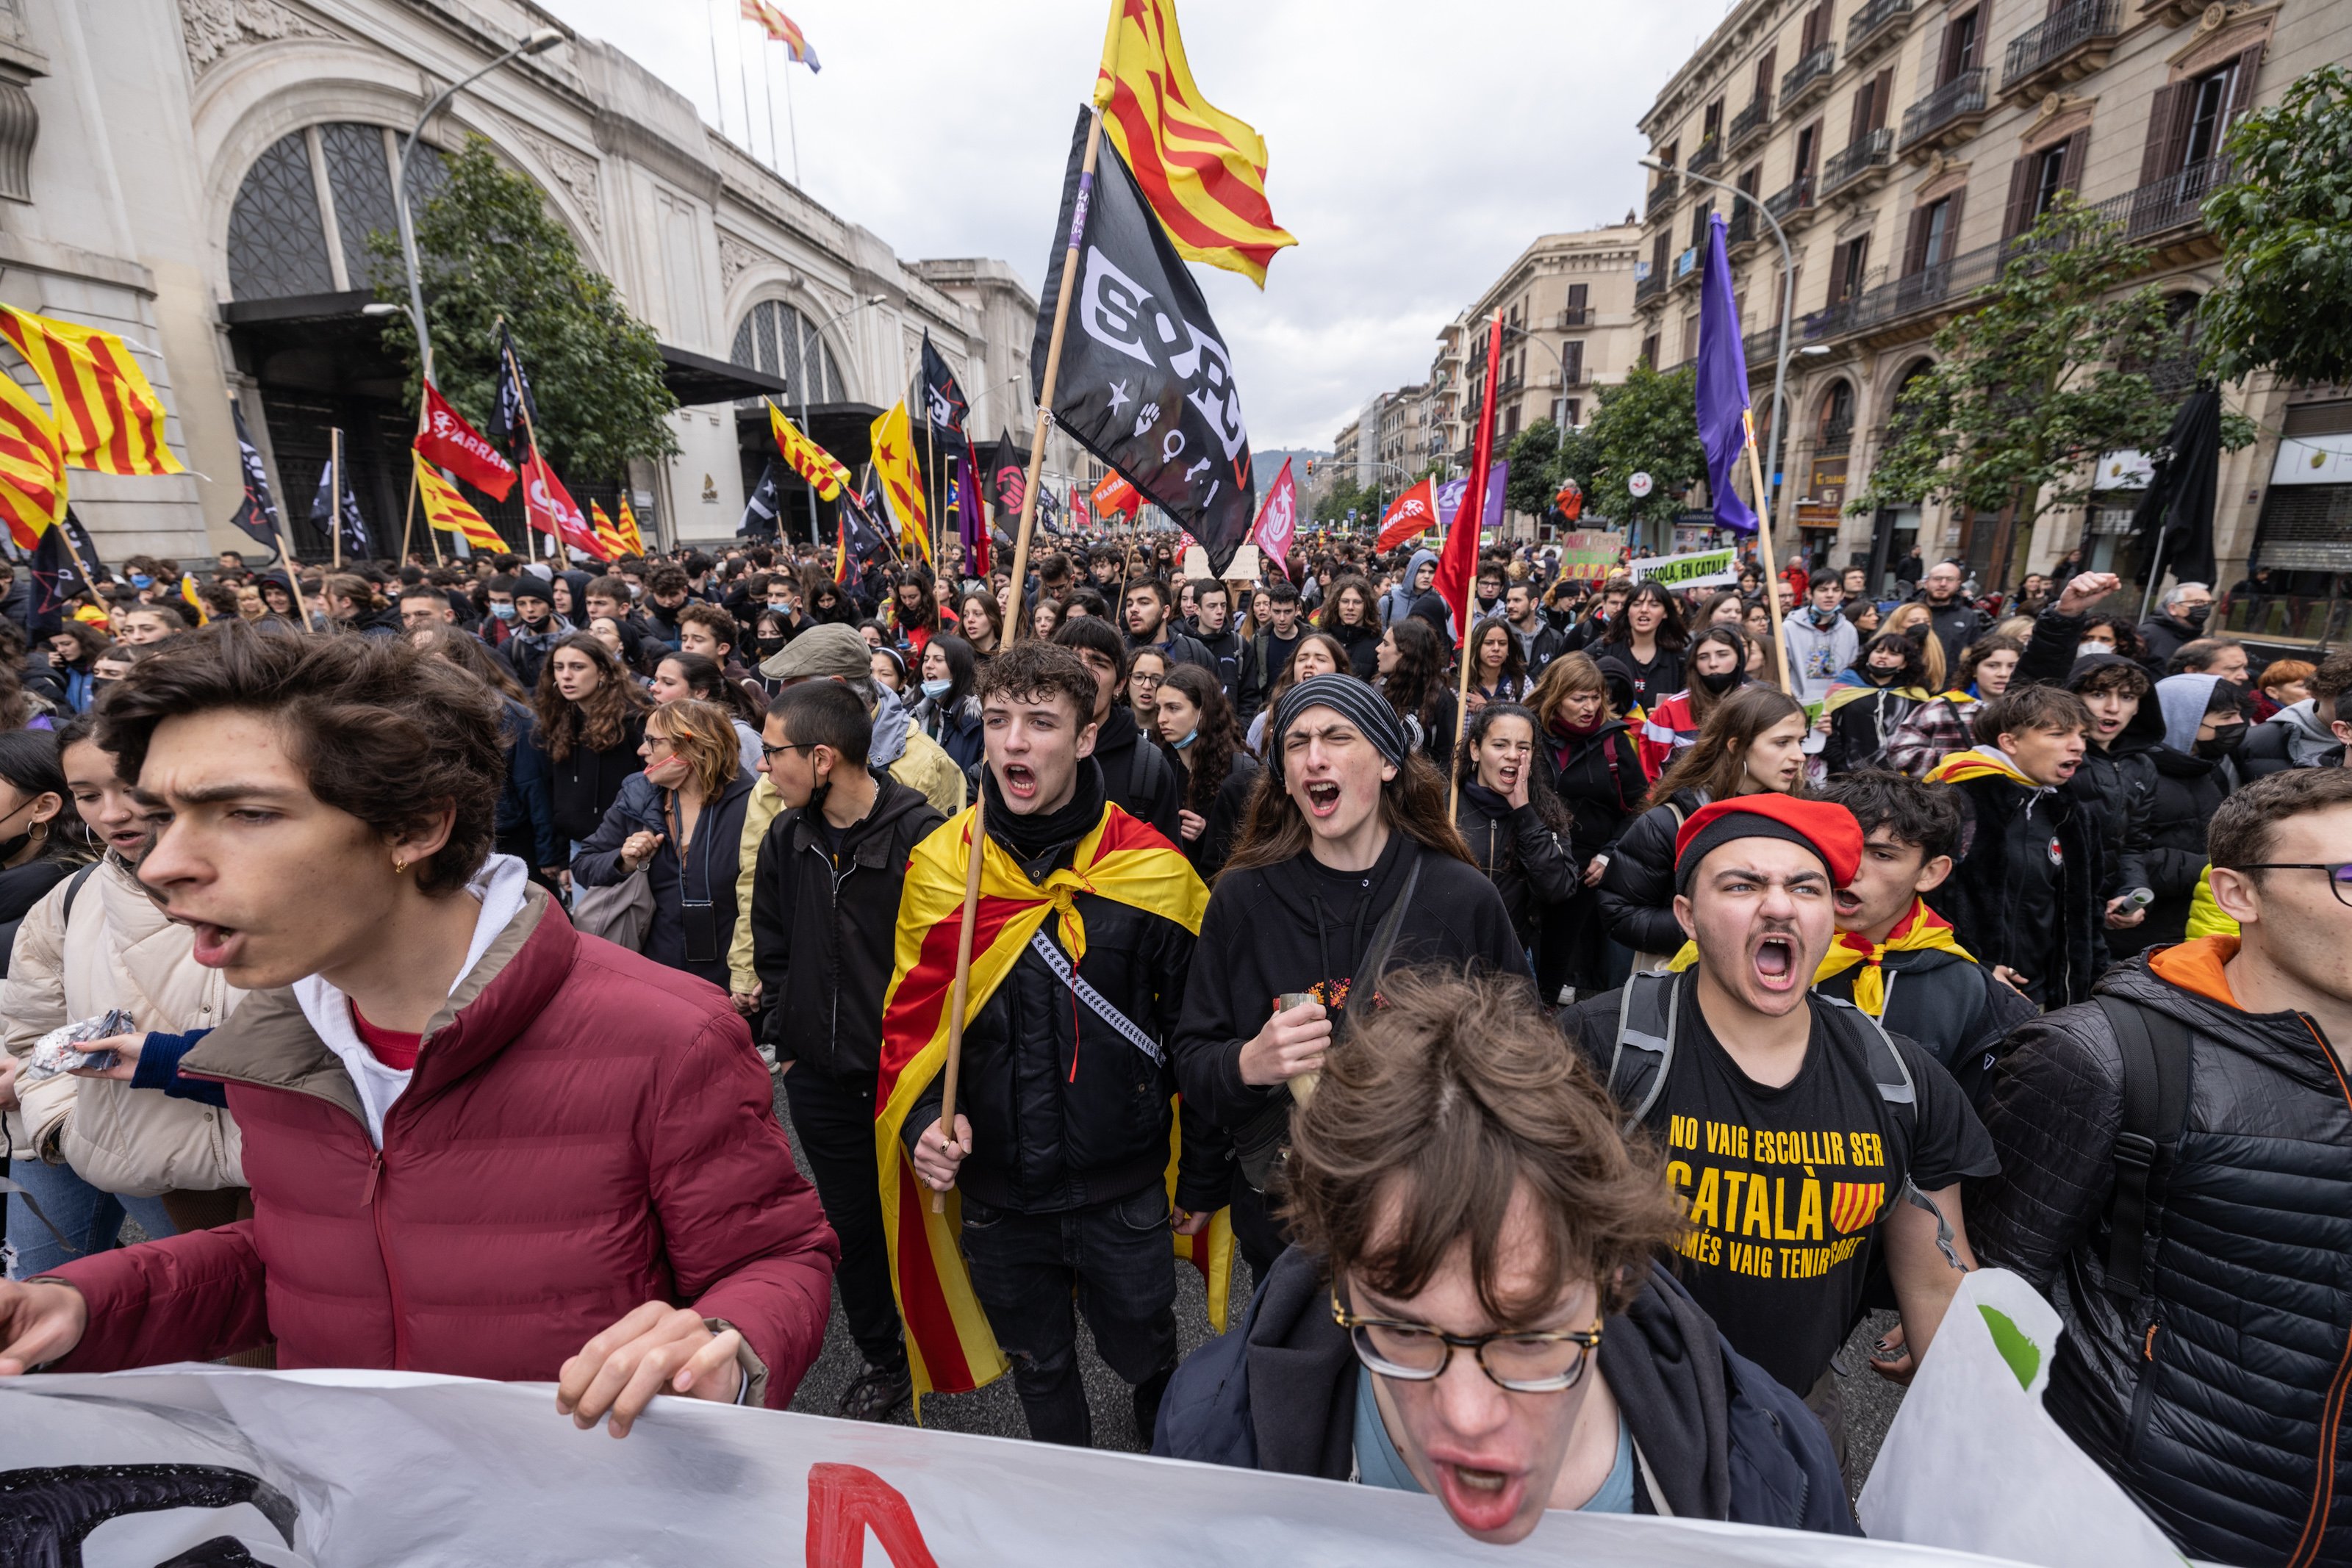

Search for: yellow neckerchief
xmin=1923 ymin=746 xmax=2037 ymax=788
xmin=1822 ymin=680 xmax=1934 ymax=717
xmin=1815 ymin=898 xmax=1976 ymax=1017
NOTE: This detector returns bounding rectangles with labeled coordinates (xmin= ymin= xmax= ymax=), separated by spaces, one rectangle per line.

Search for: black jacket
xmin=905 ymin=764 xmax=1221 ymax=1215
xmin=2136 ymin=612 xmax=2204 ymax=674
xmin=1915 ymin=595 xmax=1992 ymax=672
xmin=1194 ymin=626 xmax=1255 ymax=716
xmin=1972 ymin=949 xmax=2352 ymax=1567
xmin=1155 ymin=1248 xmax=1857 ymax=1536
xmin=1175 ymin=748 xmax=1261 ymax=885
xmin=1512 ymin=617 xmax=1568 ymax=676
xmin=1814 ymin=944 xmax=2037 ymax=1107
xmin=1133 ymin=625 xmax=1218 ymax=677
xmin=2242 ymin=700 xmax=2345 ymax=778
xmin=1094 ymin=702 xmax=1184 ymax=843
xmin=1820 ymin=684 xmax=1921 ymax=777
xmin=2059 ymin=652 xmax=2165 ymax=911
xmin=1454 ymin=783 xmax=1580 ymax=949
xmin=2136 ymin=746 xmax=2238 ymax=948
xmin=541 ymin=711 xmax=647 ymax=846
xmin=0 ymin=850 xmax=85 ymax=977
xmin=750 ymin=774 xmax=945 ymax=1079
xmin=1537 ymin=718 xmax=1647 ymax=993
xmin=1925 ymin=771 xmax=2107 ymax=1008
xmin=494 ymin=700 xmax=560 ymax=873
xmin=1170 ymin=833 xmax=1528 ymax=1137
xmin=1329 ymin=621 xmax=1383 ymax=683
xmin=1596 ymin=789 xmax=1706 ymax=959
xmin=571 ymin=768 xmax=758 ymax=988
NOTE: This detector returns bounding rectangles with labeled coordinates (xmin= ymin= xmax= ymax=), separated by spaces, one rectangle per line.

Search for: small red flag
xmin=415 ymin=381 xmax=517 ymax=500
xmin=1089 ymin=469 xmax=1140 ymax=519
xmin=1374 ymin=477 xmax=1441 ymax=552
xmin=1251 ymin=457 xmax=1298 ymax=572
xmin=1434 ymin=311 xmax=1505 ymax=646
xmin=520 ymin=449 xmax=602 ymax=558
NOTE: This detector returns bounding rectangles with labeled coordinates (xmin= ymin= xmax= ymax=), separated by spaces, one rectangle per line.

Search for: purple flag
xmin=1696 ymin=212 xmax=1758 ymax=533
xmin=1438 ymin=461 xmax=1509 ymax=529
xmin=956 ymin=443 xmax=987 ymax=572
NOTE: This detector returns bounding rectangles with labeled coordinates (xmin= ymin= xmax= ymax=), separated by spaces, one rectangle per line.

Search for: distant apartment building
xmin=1632 ymin=0 xmax=2348 ymax=630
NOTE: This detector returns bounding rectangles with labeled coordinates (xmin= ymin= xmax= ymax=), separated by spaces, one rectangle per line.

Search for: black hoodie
xmin=1154 ymin=1248 xmax=1857 ymax=1535
xmin=1091 ymin=702 xmax=1183 ymax=843
xmin=2062 ymin=651 xmax=2162 ymax=912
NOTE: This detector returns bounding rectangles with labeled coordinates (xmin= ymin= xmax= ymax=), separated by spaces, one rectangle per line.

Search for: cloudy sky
xmin=539 ymin=0 xmax=1723 ymax=449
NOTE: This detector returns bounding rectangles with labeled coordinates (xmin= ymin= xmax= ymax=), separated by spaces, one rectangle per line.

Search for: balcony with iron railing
xmin=1765 ymin=173 xmax=1818 ymax=228
xmin=1846 ymin=0 xmax=1915 ymax=65
xmin=1780 ymin=44 xmax=1837 ymax=111
xmin=1646 ymin=170 xmax=1680 ymax=218
xmin=1635 ymin=269 xmax=1666 ymax=307
xmin=1745 ymin=324 xmax=1790 ymax=371
xmin=2079 ymin=154 xmax=2232 ymax=243
xmin=1557 ymin=306 xmax=1594 ymax=328
xmin=1688 ymin=136 xmax=1724 ymax=179
xmin=1726 ymin=204 xmax=1759 ymax=251
xmin=1672 ymin=245 xmax=1704 ymax=289
xmin=2002 ymin=0 xmax=2122 ymax=96
xmin=1821 ymin=128 xmax=1896 ymax=196
xmin=1899 ymin=67 xmax=1991 ymax=154
xmin=1727 ymin=97 xmax=1771 ymax=153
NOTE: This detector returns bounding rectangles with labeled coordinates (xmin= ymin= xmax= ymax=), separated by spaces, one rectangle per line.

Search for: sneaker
xmin=839 ymin=1362 xmax=912 ymax=1423
xmin=1131 ymin=1364 xmax=1174 ymax=1445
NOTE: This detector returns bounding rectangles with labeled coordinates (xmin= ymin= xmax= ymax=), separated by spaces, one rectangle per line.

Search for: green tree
xmin=1851 ymin=198 xmax=2181 ymax=547
xmin=1311 ymin=475 xmax=1374 ymax=526
xmin=370 ymin=137 xmax=678 ymax=482
xmin=1505 ymin=420 xmax=1562 ymax=517
xmin=2199 ymin=65 xmax=2352 ymax=385
xmin=1561 ymin=362 xmax=1706 ymax=533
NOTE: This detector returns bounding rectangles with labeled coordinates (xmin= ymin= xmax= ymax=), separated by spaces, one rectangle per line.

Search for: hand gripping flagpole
xmin=933 ymin=105 xmax=1106 ymax=1215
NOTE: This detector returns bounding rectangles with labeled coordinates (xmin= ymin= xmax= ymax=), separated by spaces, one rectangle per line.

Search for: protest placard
xmin=1627 ymin=547 xmax=1739 ymax=589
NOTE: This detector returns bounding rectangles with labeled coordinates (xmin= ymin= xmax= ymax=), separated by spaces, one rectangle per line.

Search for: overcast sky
xmin=539 ymin=0 xmax=1722 ymax=449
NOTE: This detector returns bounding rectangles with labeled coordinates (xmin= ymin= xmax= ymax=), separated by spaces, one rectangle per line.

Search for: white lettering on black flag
xmin=1032 ymin=109 xmax=1255 ymax=574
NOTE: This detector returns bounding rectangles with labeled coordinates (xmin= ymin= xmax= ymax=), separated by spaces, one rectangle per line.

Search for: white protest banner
xmin=0 ymin=1367 xmax=2037 ymax=1568
xmin=1628 ymin=547 xmax=1738 ymax=589
xmin=1857 ymin=1269 xmax=2181 ymax=1568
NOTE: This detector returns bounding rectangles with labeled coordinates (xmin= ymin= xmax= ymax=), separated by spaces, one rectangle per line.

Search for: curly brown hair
xmin=95 ymin=621 xmax=503 ymax=897
xmin=532 ymin=633 xmax=650 ymax=761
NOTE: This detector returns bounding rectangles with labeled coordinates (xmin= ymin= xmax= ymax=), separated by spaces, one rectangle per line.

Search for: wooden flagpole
xmin=329 ymin=427 xmax=343 ymax=572
xmin=932 ymin=105 xmax=1106 ymax=1214
xmin=1741 ymin=408 xmax=1795 ymax=697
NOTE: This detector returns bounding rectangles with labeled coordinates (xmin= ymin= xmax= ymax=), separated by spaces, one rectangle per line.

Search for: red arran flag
xmin=415 ymin=381 xmax=516 ymax=500
xmin=1374 ymin=476 xmax=1441 ymax=552
xmin=1251 ymin=456 xmax=1298 ymax=573
xmin=520 ymin=450 xmax=602 ymax=558
xmin=1070 ymin=484 xmax=1091 ymax=531
xmin=1089 ymin=469 xmax=1141 ymax=520
xmin=1434 ymin=310 xmax=1505 ymax=646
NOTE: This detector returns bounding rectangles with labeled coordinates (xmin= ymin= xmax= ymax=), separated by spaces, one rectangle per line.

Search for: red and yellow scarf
xmin=875 ymin=803 xmax=1225 ymax=1412
xmin=1923 ymin=747 xmax=2037 ymax=788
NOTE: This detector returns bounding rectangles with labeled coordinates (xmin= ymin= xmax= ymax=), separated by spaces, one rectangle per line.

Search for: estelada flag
xmin=414 ymin=450 xmax=504 ymax=551
xmin=770 ymin=400 xmax=852 ymax=500
xmin=589 ymin=500 xmax=628 ymax=561
xmin=1089 ymin=469 xmax=1140 ymax=519
xmin=875 ymin=805 xmax=1222 ymax=1408
xmin=1373 ymin=477 xmax=1440 ymax=551
xmin=416 ymin=381 xmax=517 ymax=500
xmin=616 ymin=493 xmax=646 ymax=555
xmin=0 ymin=306 xmax=183 ymax=478
xmin=868 ymin=400 xmax=930 ymax=561
xmin=520 ymin=447 xmax=603 ymax=558
xmin=0 ymin=370 xmax=66 ymax=548
xmin=1094 ymin=0 xmax=1294 ymax=287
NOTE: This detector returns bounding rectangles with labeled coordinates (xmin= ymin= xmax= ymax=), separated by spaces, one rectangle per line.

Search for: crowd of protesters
xmin=0 ymin=526 xmax=2344 ymax=1565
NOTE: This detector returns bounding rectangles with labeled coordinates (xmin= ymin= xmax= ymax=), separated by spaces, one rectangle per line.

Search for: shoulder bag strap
xmin=1340 ymin=852 xmax=1424 ymax=1040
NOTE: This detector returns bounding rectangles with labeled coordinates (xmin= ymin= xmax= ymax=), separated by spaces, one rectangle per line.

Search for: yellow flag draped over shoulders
xmin=874 ymin=802 xmax=1215 ymax=1410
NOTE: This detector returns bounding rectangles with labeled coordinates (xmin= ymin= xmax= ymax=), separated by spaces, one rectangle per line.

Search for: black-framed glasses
xmin=1331 ymin=1290 xmax=1602 ymax=1393
xmin=2230 ymin=863 xmax=2352 ymax=907
xmin=759 ymin=741 xmax=814 ymax=761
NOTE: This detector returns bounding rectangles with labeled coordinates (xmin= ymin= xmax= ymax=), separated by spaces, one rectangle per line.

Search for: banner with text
xmin=0 ymin=1367 xmax=2031 ymax=1568
xmin=1629 ymin=547 xmax=1738 ymax=589
xmin=1555 ymin=529 xmax=1627 ymax=577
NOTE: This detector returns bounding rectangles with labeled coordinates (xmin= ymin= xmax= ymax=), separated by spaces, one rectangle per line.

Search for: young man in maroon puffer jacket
xmin=0 ymin=624 xmax=837 ymax=1436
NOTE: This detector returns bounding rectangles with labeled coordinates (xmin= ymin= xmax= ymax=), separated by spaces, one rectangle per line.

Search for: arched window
xmin=731 ymin=300 xmax=846 ymax=405
xmin=226 ymin=124 xmax=445 ymax=301
xmin=1816 ymin=380 xmax=1855 ymax=454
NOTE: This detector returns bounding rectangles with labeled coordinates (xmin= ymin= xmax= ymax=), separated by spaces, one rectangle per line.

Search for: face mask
xmin=1697 ymin=668 xmax=1742 ymax=695
xmin=128 ymin=573 xmax=152 ymax=589
xmin=2077 ymin=641 xmax=2114 ymax=659
xmin=490 ymin=603 xmax=517 ymax=621
xmin=1866 ymin=663 xmax=1903 ymax=686
xmin=920 ymin=677 xmax=953 ymax=700
xmin=2195 ymin=725 xmax=2243 ymax=760
xmin=2181 ymin=603 xmax=2212 ymax=627
xmin=1169 ymin=724 xmax=1200 ymax=750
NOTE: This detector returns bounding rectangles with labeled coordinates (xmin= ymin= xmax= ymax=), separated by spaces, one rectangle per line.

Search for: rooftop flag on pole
xmin=0 ymin=306 xmax=184 ymax=478
xmin=414 ymin=451 xmax=505 ymax=552
xmin=416 ymin=381 xmax=517 ymax=501
xmin=1094 ymin=0 xmax=1294 ymax=286
xmin=227 ymin=398 xmax=284 ymax=553
xmin=1033 ymin=109 xmax=1255 ymax=572
xmin=1696 ymin=211 xmax=1759 ymax=534
xmin=769 ymin=401 xmax=852 ymax=500
xmin=0 ymin=372 xmax=66 ymax=549
xmin=740 ymin=0 xmax=819 ymax=69
xmin=869 ymin=400 xmax=931 ymax=561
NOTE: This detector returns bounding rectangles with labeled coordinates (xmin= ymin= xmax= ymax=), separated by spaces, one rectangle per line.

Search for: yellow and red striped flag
xmin=739 ymin=0 xmax=819 ymax=69
xmin=179 ymin=574 xmax=211 ymax=626
xmin=0 ymin=306 xmax=184 ymax=477
xmin=770 ymin=400 xmax=853 ymax=501
xmin=615 ymin=493 xmax=646 ymax=554
xmin=875 ymin=805 xmax=1219 ymax=1409
xmin=589 ymin=499 xmax=628 ymax=561
xmin=413 ymin=450 xmax=506 ymax=551
xmin=867 ymin=400 xmax=931 ymax=561
xmin=1094 ymin=0 xmax=1295 ymax=287
xmin=0 ymin=373 xmax=66 ymax=549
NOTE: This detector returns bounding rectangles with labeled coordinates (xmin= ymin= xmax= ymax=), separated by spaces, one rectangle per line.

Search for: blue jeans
xmin=4 ymin=1157 xmax=179 ymax=1279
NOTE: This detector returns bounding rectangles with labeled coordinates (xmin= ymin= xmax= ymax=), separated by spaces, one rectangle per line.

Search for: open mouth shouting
xmin=1429 ymin=1453 xmax=1529 ymax=1536
xmin=1000 ymin=762 xmax=1039 ymax=801
xmin=1833 ymin=888 xmax=1864 ymax=920
xmin=186 ymin=920 xmax=248 ymax=970
xmin=1751 ymin=930 xmax=1801 ymax=993
xmin=1303 ymin=780 xmax=1342 ymax=819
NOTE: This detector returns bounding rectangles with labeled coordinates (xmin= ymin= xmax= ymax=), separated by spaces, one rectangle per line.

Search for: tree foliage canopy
xmin=1515 ymin=362 xmax=1705 ymax=531
xmin=370 ymin=137 xmax=678 ymax=483
xmin=2199 ymin=64 xmax=2352 ymax=386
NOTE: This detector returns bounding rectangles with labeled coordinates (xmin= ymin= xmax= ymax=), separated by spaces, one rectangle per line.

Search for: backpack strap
xmin=1607 ymin=970 xmax=1683 ymax=1130
xmin=2096 ymin=994 xmax=2193 ymax=1303
xmin=1815 ymin=990 xmax=1917 ymax=1108
xmin=59 ymin=860 xmax=100 ymax=928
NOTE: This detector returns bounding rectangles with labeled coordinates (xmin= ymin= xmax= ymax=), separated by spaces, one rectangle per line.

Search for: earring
xmin=392 ymin=856 xmax=409 ymax=875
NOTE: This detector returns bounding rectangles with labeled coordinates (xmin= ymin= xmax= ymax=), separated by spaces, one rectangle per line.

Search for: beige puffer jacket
xmin=3 ymin=857 xmax=245 ymax=1195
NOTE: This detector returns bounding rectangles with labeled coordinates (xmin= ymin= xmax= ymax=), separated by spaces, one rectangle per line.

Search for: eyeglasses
xmin=2230 ymin=863 xmax=2352 ymax=908
xmin=1331 ymin=1290 xmax=1602 ymax=1393
xmin=759 ymin=741 xmax=814 ymax=760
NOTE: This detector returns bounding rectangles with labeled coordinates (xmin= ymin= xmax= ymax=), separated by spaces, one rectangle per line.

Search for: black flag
xmin=1033 ymin=109 xmax=1255 ymax=573
xmin=842 ymin=486 xmax=889 ymax=565
xmin=2130 ymin=384 xmax=2220 ymax=589
xmin=227 ymin=398 xmax=283 ymax=555
xmin=29 ymin=508 xmax=90 ymax=638
xmin=739 ymin=459 xmax=784 ymax=537
xmin=488 ymin=322 xmax=538 ymax=452
xmin=987 ymin=432 xmax=1029 ymax=526
xmin=918 ymin=332 xmax=969 ymax=440
xmin=309 ymin=458 xmax=370 ymax=558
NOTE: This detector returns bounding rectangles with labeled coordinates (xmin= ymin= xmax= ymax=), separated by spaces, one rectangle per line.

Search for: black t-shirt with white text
xmin=1571 ymin=987 xmax=1997 ymax=1395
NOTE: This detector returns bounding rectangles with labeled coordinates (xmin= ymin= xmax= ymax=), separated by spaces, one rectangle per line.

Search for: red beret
xmin=1673 ymin=796 xmax=1864 ymax=892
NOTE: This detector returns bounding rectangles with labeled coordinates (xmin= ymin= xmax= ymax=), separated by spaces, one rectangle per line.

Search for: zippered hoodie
xmin=1971 ymin=941 xmax=2352 ymax=1566
xmin=40 ymin=866 xmax=839 ymax=1409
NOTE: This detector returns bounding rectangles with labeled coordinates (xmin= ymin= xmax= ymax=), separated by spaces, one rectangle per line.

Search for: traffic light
xmin=1305 ymin=458 xmax=1316 ymax=478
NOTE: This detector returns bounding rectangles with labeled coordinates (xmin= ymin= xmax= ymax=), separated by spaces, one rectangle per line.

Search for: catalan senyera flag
xmin=414 ymin=450 xmax=506 ymax=551
xmin=868 ymin=401 xmax=930 ymax=561
xmin=615 ymin=493 xmax=646 ymax=555
xmin=769 ymin=401 xmax=853 ymax=501
xmin=589 ymin=500 xmax=628 ymax=561
xmin=876 ymin=806 xmax=1222 ymax=1409
xmin=0 ymin=373 xmax=67 ymax=548
xmin=178 ymin=574 xmax=210 ymax=627
xmin=0 ymin=306 xmax=184 ymax=477
xmin=740 ymin=0 xmax=819 ymax=69
xmin=1094 ymin=0 xmax=1295 ymax=286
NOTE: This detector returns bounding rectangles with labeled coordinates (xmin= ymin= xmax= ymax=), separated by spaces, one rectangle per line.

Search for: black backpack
xmin=1603 ymin=968 xmax=1918 ymax=1129
xmin=2094 ymin=995 xmax=2193 ymax=1303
